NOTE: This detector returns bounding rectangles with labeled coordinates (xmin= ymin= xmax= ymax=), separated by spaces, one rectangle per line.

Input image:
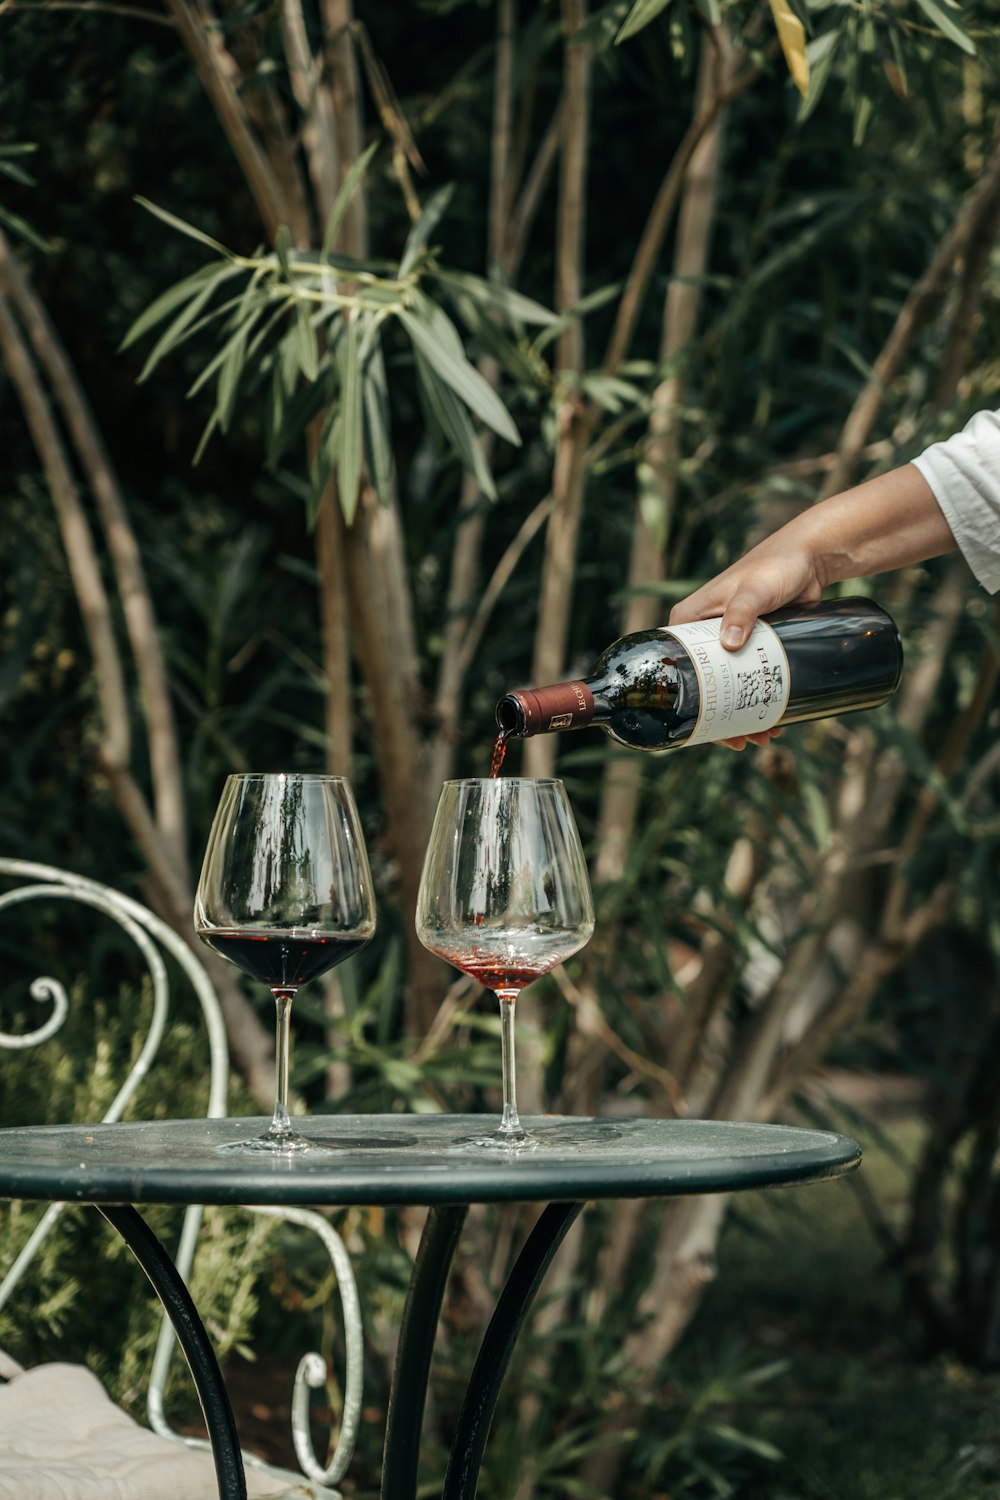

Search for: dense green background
xmin=2 ymin=1 xmax=1000 ymax=1494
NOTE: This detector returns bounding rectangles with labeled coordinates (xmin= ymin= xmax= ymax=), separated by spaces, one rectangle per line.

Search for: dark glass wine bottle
xmin=496 ymin=597 xmax=903 ymax=752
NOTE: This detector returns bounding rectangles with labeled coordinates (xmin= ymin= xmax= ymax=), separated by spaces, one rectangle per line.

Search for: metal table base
xmin=0 ymin=1113 xmax=862 ymax=1499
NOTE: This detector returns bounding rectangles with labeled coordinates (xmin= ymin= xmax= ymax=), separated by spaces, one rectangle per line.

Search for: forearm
xmin=794 ymin=464 xmax=958 ymax=587
xmin=669 ymin=462 xmax=959 ymax=647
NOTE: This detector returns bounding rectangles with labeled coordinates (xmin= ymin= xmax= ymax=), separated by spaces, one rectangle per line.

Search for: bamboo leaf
xmin=274 ymin=224 xmax=293 ymax=280
xmin=216 ymin=321 xmax=250 ymax=433
xmin=280 ymin=314 xmax=306 ymax=396
xmin=337 ymin=314 xmax=363 ymax=524
xmin=192 ymin=410 xmax=220 ymax=465
xmin=884 ymin=25 xmax=910 ymax=98
xmin=451 ymin=295 xmax=542 ymax=388
xmin=121 ymin=263 xmax=227 ymax=351
xmin=911 ymin=0 xmax=975 ymax=53
xmin=434 ymin=267 xmax=557 ymax=326
xmin=531 ymin=280 xmax=623 ymax=354
xmin=134 ymin=196 xmax=235 ymax=258
xmin=413 ymin=348 xmax=496 ymax=500
xmin=322 ymin=140 xmax=380 ymax=262
xmin=853 ymin=87 xmax=875 ymax=145
xmin=796 ymin=31 xmax=840 ymax=124
xmin=616 ymin=0 xmax=673 ymax=43
xmin=637 ymin=460 xmax=668 ymax=549
xmin=768 ymin=0 xmax=810 ymax=95
xmin=398 ymin=183 xmax=454 ymax=278
xmin=187 ymin=295 xmax=271 ymax=399
xmin=707 ymin=1423 xmax=783 ymax=1462
xmin=581 ymin=372 xmax=647 ymax=413
xmin=0 ymin=161 xmax=37 ymax=188
xmin=266 ymin=358 xmax=285 ymax=470
xmin=295 ymin=302 xmax=319 ymax=381
xmin=398 ymin=304 xmax=521 ymax=446
xmin=311 ymin=414 xmax=339 ymax=529
xmin=135 ymin=265 xmax=246 ymax=382
xmin=361 ymin=337 xmax=395 ymax=509
xmin=0 ymin=205 xmax=49 ymax=253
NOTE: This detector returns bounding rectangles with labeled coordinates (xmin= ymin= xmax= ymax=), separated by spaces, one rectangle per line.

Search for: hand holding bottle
xmin=667 ymin=464 xmax=957 ymax=747
xmin=667 ymin=538 xmax=823 ymax=748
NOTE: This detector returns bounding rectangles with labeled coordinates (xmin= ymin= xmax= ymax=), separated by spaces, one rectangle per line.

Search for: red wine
xmin=203 ymin=930 xmax=367 ymax=990
xmin=490 ymin=729 xmax=510 ymax=778
xmin=433 ymin=948 xmax=551 ymax=991
xmin=497 ymin=597 xmax=902 ymax=752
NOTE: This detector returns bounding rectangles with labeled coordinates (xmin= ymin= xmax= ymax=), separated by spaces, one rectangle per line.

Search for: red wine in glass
xmin=415 ymin=778 xmax=594 ymax=1150
xmin=202 ymin=931 xmax=369 ymax=991
xmin=195 ymin=773 xmax=376 ymax=1154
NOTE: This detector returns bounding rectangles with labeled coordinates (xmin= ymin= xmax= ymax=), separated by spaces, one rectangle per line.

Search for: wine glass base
xmin=456 ymin=1130 xmax=541 ymax=1154
xmin=216 ymin=1132 xmax=312 ymax=1156
xmin=449 ymin=1118 xmax=628 ymax=1156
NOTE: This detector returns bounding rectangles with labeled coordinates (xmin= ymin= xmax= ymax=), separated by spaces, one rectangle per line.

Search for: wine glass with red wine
xmin=416 ymin=778 xmax=594 ymax=1151
xmin=195 ymin=773 xmax=376 ymax=1153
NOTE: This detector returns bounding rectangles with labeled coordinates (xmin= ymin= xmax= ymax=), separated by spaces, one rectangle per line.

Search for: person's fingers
xmin=668 ymin=587 xmax=725 ymax=627
xmin=718 ymin=588 xmax=771 ymax=651
xmin=721 ymin=727 xmax=783 ymax=751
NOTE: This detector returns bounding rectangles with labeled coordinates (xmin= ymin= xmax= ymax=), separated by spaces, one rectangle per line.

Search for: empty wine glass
xmin=416 ymin=778 xmax=594 ymax=1151
xmin=195 ymin=773 xmax=376 ymax=1153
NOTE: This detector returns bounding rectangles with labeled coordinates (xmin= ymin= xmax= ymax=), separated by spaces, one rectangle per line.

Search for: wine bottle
xmin=496 ymin=597 xmax=903 ymax=752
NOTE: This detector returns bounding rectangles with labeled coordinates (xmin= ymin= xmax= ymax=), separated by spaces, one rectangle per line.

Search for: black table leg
xmin=97 ymin=1204 xmax=247 ymax=1500
xmin=442 ymin=1200 xmax=584 ymax=1500
xmin=381 ymin=1203 xmax=468 ymax=1500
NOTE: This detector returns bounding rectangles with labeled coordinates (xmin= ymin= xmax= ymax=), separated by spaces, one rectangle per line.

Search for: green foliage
xmin=685 ymin=1122 xmax=1000 ymax=1499
xmin=124 ymin=187 xmax=554 ymax=513
xmin=0 ymin=142 xmax=49 ymax=252
xmin=3 ymin=0 xmax=1000 ymax=1494
xmin=0 ymin=978 xmax=277 ymax=1420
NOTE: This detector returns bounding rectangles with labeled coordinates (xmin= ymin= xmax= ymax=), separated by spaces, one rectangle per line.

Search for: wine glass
xmin=194 ymin=773 xmax=376 ymax=1154
xmin=416 ymin=778 xmax=594 ymax=1151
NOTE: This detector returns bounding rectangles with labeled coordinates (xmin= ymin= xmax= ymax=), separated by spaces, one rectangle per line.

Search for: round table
xmin=0 ymin=1113 xmax=861 ymax=1499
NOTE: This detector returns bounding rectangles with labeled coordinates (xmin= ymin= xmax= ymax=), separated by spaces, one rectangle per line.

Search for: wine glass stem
xmin=497 ymin=990 xmax=523 ymax=1140
xmin=269 ymin=988 xmax=296 ymax=1142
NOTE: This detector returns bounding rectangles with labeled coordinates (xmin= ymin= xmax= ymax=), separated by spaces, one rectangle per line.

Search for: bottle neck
xmin=497 ymin=679 xmax=596 ymax=738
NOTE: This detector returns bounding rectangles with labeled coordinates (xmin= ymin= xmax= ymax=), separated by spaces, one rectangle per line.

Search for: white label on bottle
xmin=660 ymin=618 xmax=790 ymax=744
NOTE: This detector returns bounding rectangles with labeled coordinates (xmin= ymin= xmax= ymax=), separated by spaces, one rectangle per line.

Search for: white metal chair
xmin=0 ymin=858 xmax=364 ymax=1500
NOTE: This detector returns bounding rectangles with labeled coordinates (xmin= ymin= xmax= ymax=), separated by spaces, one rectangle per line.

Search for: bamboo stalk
xmin=0 ymin=232 xmax=189 ymax=883
xmin=0 ymin=285 xmax=276 ymax=1102
xmin=594 ymin=28 xmax=741 ymax=884
xmin=165 ymin=0 xmax=291 ymax=242
xmin=522 ymin=0 xmax=593 ymax=781
xmin=821 ymin=123 xmax=1000 ymax=498
xmin=280 ymin=0 xmax=339 ymax=219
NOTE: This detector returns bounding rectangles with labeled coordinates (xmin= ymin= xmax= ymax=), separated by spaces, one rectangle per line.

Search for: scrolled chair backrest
xmin=0 ymin=857 xmax=363 ymax=1497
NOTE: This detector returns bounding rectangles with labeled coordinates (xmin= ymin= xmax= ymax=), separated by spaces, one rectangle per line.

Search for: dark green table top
xmin=0 ymin=1115 xmax=860 ymax=1207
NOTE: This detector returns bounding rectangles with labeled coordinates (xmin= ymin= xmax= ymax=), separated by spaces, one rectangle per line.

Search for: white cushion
xmin=0 ymin=1363 xmax=304 ymax=1499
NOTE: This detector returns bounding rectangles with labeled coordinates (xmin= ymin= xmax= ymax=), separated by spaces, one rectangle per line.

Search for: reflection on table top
xmin=0 ymin=1114 xmax=861 ymax=1207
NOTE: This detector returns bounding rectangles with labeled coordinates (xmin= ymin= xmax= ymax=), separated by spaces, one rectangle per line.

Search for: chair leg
xmin=97 ymin=1204 xmax=247 ymax=1500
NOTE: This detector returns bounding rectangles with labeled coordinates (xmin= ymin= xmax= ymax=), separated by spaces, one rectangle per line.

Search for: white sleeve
xmin=911 ymin=408 xmax=1000 ymax=593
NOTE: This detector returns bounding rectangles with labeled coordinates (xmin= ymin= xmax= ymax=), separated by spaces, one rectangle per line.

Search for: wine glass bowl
xmin=195 ymin=773 xmax=375 ymax=1153
xmin=416 ymin=778 xmax=594 ymax=1150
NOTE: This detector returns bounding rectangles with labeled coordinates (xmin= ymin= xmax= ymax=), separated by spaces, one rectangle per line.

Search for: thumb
xmin=718 ymin=594 xmax=763 ymax=651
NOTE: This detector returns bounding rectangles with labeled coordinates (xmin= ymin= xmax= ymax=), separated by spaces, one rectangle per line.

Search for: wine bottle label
xmin=661 ymin=619 xmax=790 ymax=744
xmin=504 ymin=681 xmax=595 ymax=736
